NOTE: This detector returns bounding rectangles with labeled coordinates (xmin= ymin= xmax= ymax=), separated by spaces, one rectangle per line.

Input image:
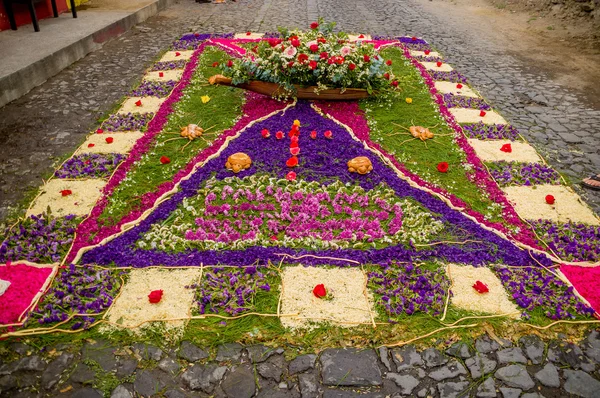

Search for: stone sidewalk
xmin=1 ymin=331 xmax=600 ymax=397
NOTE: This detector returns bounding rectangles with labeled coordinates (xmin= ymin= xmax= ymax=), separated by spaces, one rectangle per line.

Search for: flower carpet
xmin=1 ymin=26 xmax=600 ymax=346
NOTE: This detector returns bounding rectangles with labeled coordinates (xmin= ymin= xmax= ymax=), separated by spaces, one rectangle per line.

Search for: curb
xmin=0 ymin=0 xmax=177 ymax=108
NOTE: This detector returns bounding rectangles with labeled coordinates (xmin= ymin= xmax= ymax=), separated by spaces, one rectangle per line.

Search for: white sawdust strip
xmin=27 ymin=179 xmax=106 ymax=217
xmin=447 ymin=264 xmax=520 ymax=317
xmin=0 ymin=279 xmax=10 ymax=296
xmin=467 ymin=139 xmax=542 ymax=163
xmin=450 ymin=108 xmax=507 ymax=125
xmin=348 ymin=34 xmax=372 ymax=41
xmin=421 ymin=61 xmax=454 ymax=72
xmin=234 ymin=32 xmax=264 ymax=39
xmin=280 ymin=266 xmax=374 ymax=329
xmin=144 ymin=70 xmax=183 ymax=82
xmin=503 ymin=185 xmax=600 ymax=225
xmin=159 ymin=50 xmax=194 ymax=62
xmin=410 ymin=50 xmax=441 ymax=58
xmin=75 ymin=131 xmax=144 ymax=155
xmin=118 ymin=97 xmax=165 ymax=114
xmin=103 ymin=268 xmax=202 ymax=335
xmin=435 ymin=81 xmax=479 ymax=98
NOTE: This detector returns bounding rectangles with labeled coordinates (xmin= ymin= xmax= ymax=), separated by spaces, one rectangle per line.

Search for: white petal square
xmin=447 ymin=264 xmax=519 ymax=317
xmin=159 ymin=50 xmax=194 ymax=62
xmin=104 ymin=268 xmax=203 ymax=334
xmin=450 ymin=108 xmax=507 ymax=124
xmin=410 ymin=50 xmax=441 ymax=58
xmin=75 ymin=131 xmax=144 ymax=155
xmin=0 ymin=279 xmax=10 ymax=297
xmin=118 ymin=97 xmax=165 ymax=114
xmin=27 ymin=179 xmax=106 ymax=217
xmin=502 ymin=185 xmax=600 ymax=225
xmin=421 ymin=61 xmax=454 ymax=72
xmin=435 ymin=81 xmax=479 ymax=98
xmin=234 ymin=32 xmax=264 ymax=39
xmin=280 ymin=266 xmax=374 ymax=329
xmin=467 ymin=139 xmax=543 ymax=163
xmin=144 ymin=70 xmax=183 ymax=82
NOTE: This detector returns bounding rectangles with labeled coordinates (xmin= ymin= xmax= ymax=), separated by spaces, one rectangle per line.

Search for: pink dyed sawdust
xmin=0 ymin=264 xmax=53 ymax=324
xmin=561 ymin=265 xmax=600 ymax=313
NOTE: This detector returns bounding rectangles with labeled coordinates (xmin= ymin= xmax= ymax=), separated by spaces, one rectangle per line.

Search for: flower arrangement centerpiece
xmin=210 ymin=19 xmax=397 ymax=99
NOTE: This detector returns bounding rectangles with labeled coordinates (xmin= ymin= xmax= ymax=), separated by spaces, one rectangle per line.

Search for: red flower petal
xmin=313 ymin=284 xmax=327 ymax=298
xmin=386 ymin=60 xmax=392 ymax=66
xmin=472 ymin=281 xmax=489 ymax=294
xmin=500 ymin=143 xmax=512 ymax=153
xmin=60 ymin=189 xmax=72 ymax=197
xmin=456 ymin=83 xmax=463 ymax=89
xmin=286 ymin=156 xmax=299 ymax=167
xmin=275 ymin=131 xmax=284 ymax=140
xmin=148 ymin=289 xmax=163 ymax=303
xmin=87 ymin=143 xmax=95 ymax=148
xmin=479 ymin=110 xmax=487 ymax=117
xmin=359 ymin=34 xmax=365 ymax=39
xmin=160 ymin=156 xmax=171 ymax=164
xmin=290 ymin=135 xmax=299 ymax=143
xmin=159 ymin=72 xmax=164 ymax=78
xmin=135 ymin=100 xmax=142 ymax=107
xmin=246 ymin=31 xmax=251 ymax=36
xmin=411 ymin=36 xmax=417 ymax=41
xmin=324 ymin=130 xmax=333 ymax=139
xmin=310 ymin=130 xmax=317 ymax=139
xmin=175 ymin=52 xmax=181 ymax=57
xmin=424 ymin=50 xmax=431 ymax=55
xmin=545 ymin=195 xmax=555 ymax=205
xmin=437 ymin=162 xmax=449 ymax=173
xmin=96 ymin=128 xmax=104 ymax=134
xmin=105 ymin=137 xmax=114 ymax=144
xmin=290 ymin=147 xmax=300 ymax=156
xmin=286 ymin=171 xmax=297 ymax=181
xmin=262 ymin=129 xmax=271 ymax=138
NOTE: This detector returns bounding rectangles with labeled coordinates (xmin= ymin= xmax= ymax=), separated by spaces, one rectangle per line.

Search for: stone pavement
xmin=2 ymin=330 xmax=600 ymax=397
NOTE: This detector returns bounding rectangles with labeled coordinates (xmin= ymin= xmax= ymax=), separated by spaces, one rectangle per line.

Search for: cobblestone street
xmin=1 ymin=0 xmax=599 ymax=397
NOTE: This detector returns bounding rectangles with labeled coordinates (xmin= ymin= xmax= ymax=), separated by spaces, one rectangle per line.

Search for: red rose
xmin=135 ymin=100 xmax=142 ymax=107
xmin=386 ymin=59 xmax=392 ymax=66
xmin=290 ymin=140 xmax=299 ymax=148
xmin=88 ymin=143 xmax=95 ymax=148
xmin=456 ymin=83 xmax=463 ymax=89
xmin=286 ymin=171 xmax=297 ymax=181
xmin=227 ymin=60 xmax=233 ymax=67
xmin=261 ymin=129 xmax=271 ymax=138
xmin=290 ymin=147 xmax=300 ymax=156
xmin=324 ymin=130 xmax=333 ymax=139
xmin=60 ymin=189 xmax=72 ymax=197
xmin=545 ymin=195 xmax=555 ymax=205
xmin=317 ymin=37 xmax=326 ymax=44
xmin=383 ymin=73 xmax=390 ymax=80
xmin=105 ymin=137 xmax=114 ymax=144
xmin=298 ymin=53 xmax=309 ymax=63
xmin=391 ymin=80 xmax=399 ymax=87
xmin=286 ymin=156 xmax=299 ymax=167
xmin=160 ymin=156 xmax=170 ymax=164
xmin=310 ymin=22 xmax=319 ymax=29
xmin=313 ymin=284 xmax=327 ymax=298
xmin=472 ymin=281 xmax=489 ymax=294
xmin=335 ymin=57 xmax=344 ymax=65
xmin=437 ymin=162 xmax=449 ymax=173
xmin=309 ymin=60 xmax=318 ymax=70
xmin=268 ymin=38 xmax=278 ymax=47
xmin=479 ymin=110 xmax=487 ymax=117
xmin=436 ymin=61 xmax=443 ymax=67
xmin=310 ymin=130 xmax=317 ymax=139
xmin=96 ymin=129 xmax=103 ymax=134
xmin=288 ymin=61 xmax=295 ymax=68
xmin=148 ymin=289 xmax=163 ymax=304
xmin=212 ymin=62 xmax=219 ymax=67
xmin=363 ymin=55 xmax=370 ymax=62
xmin=159 ymin=72 xmax=164 ymax=78
xmin=275 ymin=131 xmax=284 ymax=140
xmin=309 ymin=44 xmax=319 ymax=52
xmin=327 ymin=58 xmax=334 ymax=65
xmin=500 ymin=143 xmax=512 ymax=153
xmin=348 ymin=63 xmax=356 ymax=71
xmin=175 ymin=52 xmax=181 ymax=56
xmin=320 ymin=51 xmax=329 ymax=59
xmin=270 ymin=235 xmax=278 ymax=241
xmin=424 ymin=50 xmax=431 ymax=55
xmin=291 ymin=38 xmax=300 ymax=47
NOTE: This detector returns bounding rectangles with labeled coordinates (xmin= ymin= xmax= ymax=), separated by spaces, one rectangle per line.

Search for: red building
xmin=0 ymin=0 xmax=69 ymax=31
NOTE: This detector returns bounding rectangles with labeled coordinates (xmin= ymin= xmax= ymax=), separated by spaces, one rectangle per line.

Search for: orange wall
xmin=0 ymin=1 xmax=69 ymax=31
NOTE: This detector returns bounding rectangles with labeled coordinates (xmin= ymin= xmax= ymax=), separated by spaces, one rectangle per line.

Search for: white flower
xmin=282 ymin=46 xmax=297 ymax=58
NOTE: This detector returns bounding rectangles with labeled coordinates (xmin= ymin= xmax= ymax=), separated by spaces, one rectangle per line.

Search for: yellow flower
xmin=293 ymin=119 xmax=301 ymax=126
xmin=201 ymin=95 xmax=211 ymax=104
xmin=405 ymin=97 xmax=413 ymax=104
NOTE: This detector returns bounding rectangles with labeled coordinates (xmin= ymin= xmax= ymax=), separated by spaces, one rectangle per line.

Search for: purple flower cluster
xmin=428 ymin=70 xmax=468 ymax=83
xmin=488 ymin=161 xmax=561 ymax=187
xmin=30 ymin=264 xmax=119 ymax=329
xmin=461 ymin=122 xmax=520 ymax=141
xmin=0 ymin=214 xmax=79 ymax=263
xmin=131 ymin=80 xmax=178 ymax=98
xmin=398 ymin=36 xmax=428 ymax=45
xmin=186 ymin=265 xmax=275 ymax=315
xmin=495 ymin=266 xmax=594 ymax=319
xmin=152 ymin=60 xmax=188 ymax=71
xmin=171 ymin=33 xmax=211 ymax=50
xmin=54 ymin=153 xmax=125 ymax=179
xmin=530 ymin=220 xmax=600 ymax=262
xmin=443 ymin=93 xmax=491 ymax=111
xmin=103 ymin=112 xmax=154 ymax=132
xmin=368 ymin=262 xmax=449 ymax=318
xmin=402 ymin=42 xmax=432 ymax=52
xmin=413 ymin=55 xmax=443 ymax=63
